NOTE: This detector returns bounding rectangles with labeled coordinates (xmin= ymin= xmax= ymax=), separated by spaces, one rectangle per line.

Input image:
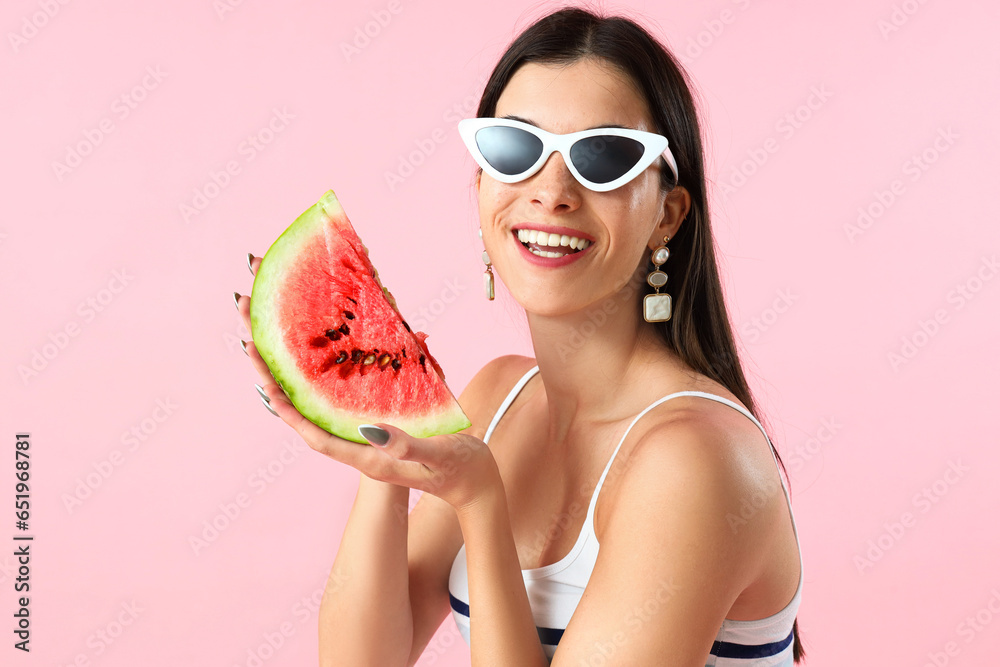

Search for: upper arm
xmin=405 ymin=354 xmax=535 ymax=666
xmin=550 ymin=418 xmax=766 ymax=667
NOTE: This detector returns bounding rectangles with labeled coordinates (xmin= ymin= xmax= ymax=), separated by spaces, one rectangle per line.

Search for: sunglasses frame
xmin=458 ymin=117 xmax=679 ymax=192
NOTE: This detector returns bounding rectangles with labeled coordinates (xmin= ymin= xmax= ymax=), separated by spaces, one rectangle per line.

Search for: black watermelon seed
xmin=344 ymin=311 xmax=355 ymax=320
xmin=339 ymin=323 xmax=350 ymax=335
xmin=335 ymin=351 xmax=348 ymax=364
xmin=402 ymin=347 xmax=407 ymax=358
xmin=402 ymin=321 xmax=411 ymax=332
xmin=391 ymin=358 xmax=402 ymax=371
xmin=419 ymin=354 xmax=426 ymax=369
xmin=363 ymin=353 xmax=376 ymax=365
xmin=346 ymin=297 xmax=357 ymax=304
xmin=325 ymin=329 xmax=342 ymax=341
xmin=351 ymin=349 xmax=363 ymax=363
xmin=378 ymin=353 xmax=392 ymax=368
xmin=310 ymin=336 xmax=329 ymax=347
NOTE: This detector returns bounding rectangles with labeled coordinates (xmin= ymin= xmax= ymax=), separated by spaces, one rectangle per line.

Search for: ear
xmin=648 ymin=185 xmax=691 ymax=249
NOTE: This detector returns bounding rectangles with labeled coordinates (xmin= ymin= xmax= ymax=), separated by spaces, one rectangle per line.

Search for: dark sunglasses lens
xmin=570 ymin=135 xmax=645 ymax=184
xmin=475 ymin=126 xmax=543 ymax=175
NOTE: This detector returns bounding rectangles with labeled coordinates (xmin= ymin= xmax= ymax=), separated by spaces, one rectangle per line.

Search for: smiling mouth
xmin=514 ymin=229 xmax=592 ymax=258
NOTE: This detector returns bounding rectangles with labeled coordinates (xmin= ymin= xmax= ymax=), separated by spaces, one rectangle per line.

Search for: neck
xmin=524 ymin=269 xmax=687 ymax=445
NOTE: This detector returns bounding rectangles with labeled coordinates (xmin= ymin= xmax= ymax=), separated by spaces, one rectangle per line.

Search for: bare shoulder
xmin=455 ymin=355 xmax=537 ymax=441
xmin=551 ymin=406 xmax=782 ymax=663
xmin=609 ymin=401 xmax=785 ymax=578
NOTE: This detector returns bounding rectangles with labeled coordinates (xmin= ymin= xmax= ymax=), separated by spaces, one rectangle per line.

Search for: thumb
xmin=357 ymin=423 xmax=437 ymax=465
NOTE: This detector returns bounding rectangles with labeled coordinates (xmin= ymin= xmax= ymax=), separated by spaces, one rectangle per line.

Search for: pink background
xmin=3 ymin=0 xmax=999 ymax=665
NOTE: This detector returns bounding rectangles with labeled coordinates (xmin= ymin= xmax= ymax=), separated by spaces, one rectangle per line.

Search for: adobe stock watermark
xmin=385 ymin=71 xmax=490 ymax=192
xmin=740 ymin=288 xmax=797 ymax=344
xmin=224 ymin=318 xmax=252 ymax=355
xmin=729 ymin=416 xmax=842 ymax=533
xmin=676 ymin=0 xmax=753 ymax=65
xmin=844 ymin=126 xmax=958 ymax=244
xmin=785 ymin=416 xmax=844 ymax=474
xmin=213 ymin=0 xmax=250 ymax=21
xmin=887 ymin=254 xmax=997 ymax=372
xmin=51 ymin=66 xmax=167 ymax=182
xmin=56 ymin=600 xmax=143 ymax=665
xmin=61 ymin=398 xmax=179 ymax=514
xmin=853 ymin=458 xmax=969 ymax=574
xmin=720 ymin=83 xmax=832 ymax=197
xmin=415 ymin=623 xmax=464 ymax=666
xmin=179 ymin=107 xmax=295 ymax=223
xmin=877 ymin=0 xmax=933 ymax=40
xmin=233 ymin=566 xmax=350 ymax=667
xmin=17 ymin=268 xmax=135 ymax=385
xmin=189 ymin=437 xmax=310 ymax=556
xmin=522 ymin=481 xmax=591 ymax=565
xmin=403 ymin=277 xmax=466 ymax=330
xmin=340 ymin=0 xmax=403 ymax=62
xmin=8 ymin=0 xmax=72 ymax=54
xmin=578 ymin=577 xmax=682 ymax=666
xmin=920 ymin=588 xmax=1000 ymax=667
xmin=555 ymin=263 xmax=650 ymax=363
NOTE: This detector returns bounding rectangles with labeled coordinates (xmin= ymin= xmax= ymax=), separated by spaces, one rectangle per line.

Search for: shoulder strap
xmin=483 ymin=365 xmax=540 ymax=443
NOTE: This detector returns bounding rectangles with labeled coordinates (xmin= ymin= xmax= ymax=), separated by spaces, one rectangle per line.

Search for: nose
xmin=525 ymin=150 xmax=582 ymax=213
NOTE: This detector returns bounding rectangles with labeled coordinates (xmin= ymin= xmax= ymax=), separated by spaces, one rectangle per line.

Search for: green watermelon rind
xmin=250 ymin=189 xmax=471 ymax=444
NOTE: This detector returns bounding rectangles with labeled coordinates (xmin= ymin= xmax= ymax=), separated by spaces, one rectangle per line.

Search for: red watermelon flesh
xmin=250 ymin=190 xmax=470 ymax=443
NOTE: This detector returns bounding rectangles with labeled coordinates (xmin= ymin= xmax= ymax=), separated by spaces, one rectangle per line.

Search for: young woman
xmin=235 ymin=6 xmax=805 ymax=666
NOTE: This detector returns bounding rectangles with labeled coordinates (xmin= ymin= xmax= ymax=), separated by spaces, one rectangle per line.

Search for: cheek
xmin=478 ymin=180 xmax=516 ymax=220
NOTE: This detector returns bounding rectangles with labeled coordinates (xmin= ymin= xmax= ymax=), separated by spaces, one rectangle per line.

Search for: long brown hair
xmin=472 ymin=5 xmax=805 ymax=662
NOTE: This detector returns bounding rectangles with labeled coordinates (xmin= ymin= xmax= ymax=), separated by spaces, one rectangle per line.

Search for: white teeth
xmin=529 ymin=248 xmax=563 ymax=258
xmin=516 ymin=228 xmax=591 ymax=251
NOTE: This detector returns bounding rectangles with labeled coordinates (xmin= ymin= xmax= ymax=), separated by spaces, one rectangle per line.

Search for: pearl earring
xmin=481 ymin=227 xmax=494 ymax=301
xmin=643 ymin=234 xmax=671 ymax=322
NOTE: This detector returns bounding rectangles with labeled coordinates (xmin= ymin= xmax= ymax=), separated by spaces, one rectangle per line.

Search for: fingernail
xmin=240 ymin=339 xmax=249 ymax=357
xmin=247 ymin=253 xmax=255 ymax=275
xmin=260 ymin=395 xmax=279 ymax=417
xmin=254 ymin=383 xmax=269 ymax=403
xmin=358 ymin=424 xmax=390 ymax=446
xmin=234 ymin=291 xmax=241 ymax=311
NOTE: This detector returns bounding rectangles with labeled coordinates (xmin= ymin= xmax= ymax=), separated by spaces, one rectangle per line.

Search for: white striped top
xmin=448 ymin=365 xmax=803 ymax=665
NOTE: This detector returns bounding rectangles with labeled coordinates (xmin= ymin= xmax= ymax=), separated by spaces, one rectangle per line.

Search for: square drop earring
xmin=643 ymin=234 xmax=671 ymax=322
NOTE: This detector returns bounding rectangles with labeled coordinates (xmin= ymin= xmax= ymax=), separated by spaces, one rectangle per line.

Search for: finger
xmin=248 ymin=253 xmax=263 ymax=276
xmin=236 ymin=289 xmax=252 ymax=335
xmin=358 ymin=423 xmax=452 ymax=472
xmin=243 ymin=338 xmax=291 ymax=401
xmin=259 ymin=384 xmax=377 ymax=466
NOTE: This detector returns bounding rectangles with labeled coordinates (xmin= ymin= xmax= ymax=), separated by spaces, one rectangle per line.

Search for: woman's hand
xmin=235 ymin=252 xmax=498 ymax=513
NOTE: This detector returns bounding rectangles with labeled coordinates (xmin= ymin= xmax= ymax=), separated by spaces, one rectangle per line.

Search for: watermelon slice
xmin=250 ymin=189 xmax=471 ymax=444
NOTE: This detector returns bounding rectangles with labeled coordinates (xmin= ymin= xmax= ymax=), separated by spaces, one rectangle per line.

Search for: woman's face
xmin=477 ymin=57 xmax=685 ymax=317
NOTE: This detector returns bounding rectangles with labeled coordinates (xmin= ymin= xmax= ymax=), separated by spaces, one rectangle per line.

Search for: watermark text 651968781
xmin=13 ymin=433 xmax=33 ymax=652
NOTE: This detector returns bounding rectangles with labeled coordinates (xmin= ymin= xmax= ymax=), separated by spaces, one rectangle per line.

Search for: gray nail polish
xmin=358 ymin=424 xmax=390 ymax=445
xmin=234 ymin=291 xmax=241 ymax=310
xmin=254 ymin=383 xmax=269 ymax=403
xmin=247 ymin=253 xmax=255 ymax=275
xmin=240 ymin=339 xmax=249 ymax=356
xmin=260 ymin=395 xmax=278 ymax=417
